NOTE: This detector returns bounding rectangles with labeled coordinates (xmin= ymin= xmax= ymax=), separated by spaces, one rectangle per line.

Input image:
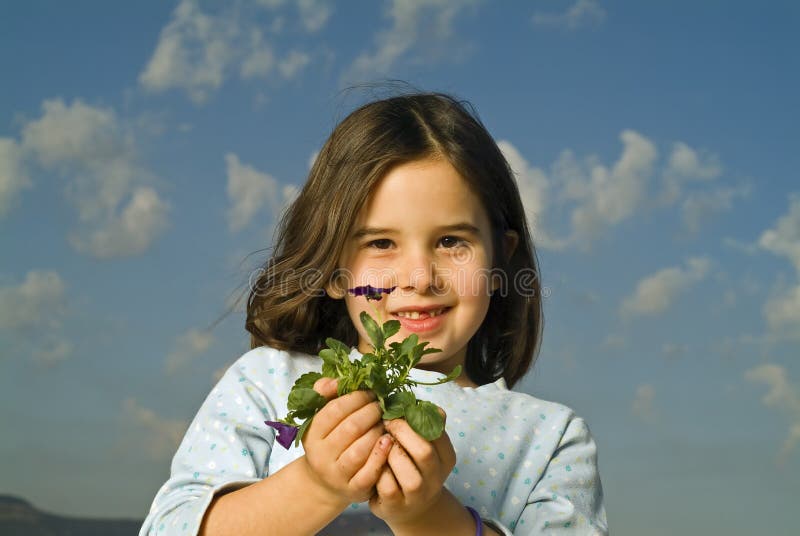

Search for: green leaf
xmin=325 ymin=337 xmax=350 ymax=356
xmin=321 ymin=362 xmax=337 ymax=378
xmin=383 ymin=391 xmax=415 ymax=420
xmin=360 ymin=352 xmax=380 ymax=367
xmin=405 ymin=400 xmax=444 ymax=441
xmin=319 ymin=348 xmax=338 ymax=365
xmin=399 ymin=334 xmax=419 ymax=358
xmin=295 ymin=417 xmax=313 ymax=447
xmin=318 ymin=348 xmax=339 ymax=378
xmin=410 ymin=341 xmax=441 ymax=367
xmin=421 ymin=346 xmax=443 ymax=357
xmin=382 ymin=319 xmax=401 ymax=340
xmin=360 ymin=311 xmax=383 ymax=348
xmin=367 ymin=364 xmax=390 ymax=399
xmin=293 ymin=371 xmax=323 ymax=390
xmin=337 ymin=375 xmax=356 ymax=396
xmin=287 ymin=387 xmax=326 ymax=413
xmin=443 ymin=364 xmax=462 ymax=382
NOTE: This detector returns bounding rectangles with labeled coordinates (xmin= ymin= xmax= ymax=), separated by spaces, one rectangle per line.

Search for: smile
xmin=391 ymin=307 xmax=451 ymax=334
xmin=394 ymin=307 xmax=449 ymax=319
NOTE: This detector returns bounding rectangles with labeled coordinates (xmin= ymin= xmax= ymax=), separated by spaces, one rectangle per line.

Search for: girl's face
xmin=329 ymin=157 xmax=503 ymax=387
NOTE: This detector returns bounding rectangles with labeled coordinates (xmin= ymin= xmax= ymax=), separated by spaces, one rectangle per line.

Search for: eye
xmin=366 ymin=239 xmax=393 ymax=250
xmin=439 ymin=235 xmax=467 ymax=248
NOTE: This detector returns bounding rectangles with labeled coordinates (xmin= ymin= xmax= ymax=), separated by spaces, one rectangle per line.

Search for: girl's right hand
xmin=300 ymin=377 xmax=394 ymax=507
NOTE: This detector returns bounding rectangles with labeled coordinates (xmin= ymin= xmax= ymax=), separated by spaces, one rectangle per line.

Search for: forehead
xmin=354 ymin=158 xmax=491 ymax=231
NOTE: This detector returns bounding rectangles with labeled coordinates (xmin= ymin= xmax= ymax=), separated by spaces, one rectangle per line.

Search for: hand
xmin=368 ymin=408 xmax=457 ymax=528
xmin=300 ymin=377 xmax=394 ymax=507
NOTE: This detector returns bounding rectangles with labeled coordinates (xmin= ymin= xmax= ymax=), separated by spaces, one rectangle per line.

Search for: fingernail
xmin=379 ymin=435 xmax=393 ymax=449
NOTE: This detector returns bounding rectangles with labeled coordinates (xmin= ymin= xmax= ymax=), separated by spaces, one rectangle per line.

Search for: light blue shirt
xmin=140 ymin=346 xmax=608 ymax=534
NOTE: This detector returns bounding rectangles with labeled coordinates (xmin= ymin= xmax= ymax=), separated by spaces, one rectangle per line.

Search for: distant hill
xmin=0 ymin=494 xmax=142 ymax=535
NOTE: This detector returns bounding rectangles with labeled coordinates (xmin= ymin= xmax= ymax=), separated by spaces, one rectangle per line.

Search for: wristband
xmin=466 ymin=506 xmax=483 ymax=536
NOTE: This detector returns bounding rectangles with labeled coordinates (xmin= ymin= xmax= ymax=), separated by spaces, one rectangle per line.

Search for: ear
xmin=502 ymin=230 xmax=519 ymax=262
xmin=324 ymin=270 xmax=347 ymax=299
xmin=492 ymin=230 xmax=519 ymax=293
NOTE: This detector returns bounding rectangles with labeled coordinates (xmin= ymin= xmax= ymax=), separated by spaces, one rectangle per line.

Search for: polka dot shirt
xmin=139 ymin=346 xmax=608 ymax=535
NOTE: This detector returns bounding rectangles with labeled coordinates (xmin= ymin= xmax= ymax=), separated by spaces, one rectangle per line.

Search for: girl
xmin=140 ymin=92 xmax=608 ymax=535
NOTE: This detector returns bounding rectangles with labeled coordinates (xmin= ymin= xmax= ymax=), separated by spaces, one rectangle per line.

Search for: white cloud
xmin=226 ymin=153 xmax=282 ymax=232
xmin=308 ymin=149 xmax=320 ymax=170
xmin=139 ymin=0 xmax=238 ymax=103
xmin=498 ymin=140 xmax=568 ymax=251
xmin=140 ymin=0 xmax=322 ymax=103
xmin=69 ymin=186 xmax=170 ymax=258
xmin=256 ymin=0 xmax=331 ymax=32
xmin=762 ymin=285 xmax=800 ymax=342
xmin=344 ymin=0 xmax=478 ymax=81
xmin=621 ymin=257 xmax=711 ymax=318
xmin=165 ymin=328 xmax=214 ymax=374
xmin=298 ymin=0 xmax=332 ymax=32
xmin=551 ymin=148 xmax=591 ymax=203
xmin=498 ymin=131 xmax=660 ymax=250
xmin=20 ymin=98 xmax=169 ymax=258
xmin=723 ymin=236 xmax=760 ymax=255
xmin=122 ymin=398 xmax=188 ymax=461
xmin=499 ymin=131 xmax=737 ymax=250
xmin=278 ymin=50 xmax=311 ymax=78
xmin=632 ymin=383 xmax=656 ymax=423
xmin=758 ymin=194 xmax=800 ymax=274
xmin=744 ymin=364 xmax=800 ymax=465
xmin=680 ymin=183 xmax=750 ymax=234
xmin=0 ymin=270 xmax=72 ymax=363
xmin=0 ymin=138 xmax=31 ymax=218
xmin=0 ymin=270 xmax=66 ymax=331
xmin=667 ymin=141 xmax=722 ymax=179
xmin=532 ymin=0 xmax=606 ymax=30
xmin=757 ymin=195 xmax=800 ymax=341
xmin=567 ymin=130 xmax=657 ymax=248
xmin=240 ymin=30 xmax=275 ymax=80
xmin=22 ymin=99 xmax=127 ymax=172
xmin=661 ymin=141 xmax=723 ymax=204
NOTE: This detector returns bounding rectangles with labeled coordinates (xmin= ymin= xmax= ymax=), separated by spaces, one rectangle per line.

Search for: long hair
xmin=246 ymin=92 xmax=543 ymax=388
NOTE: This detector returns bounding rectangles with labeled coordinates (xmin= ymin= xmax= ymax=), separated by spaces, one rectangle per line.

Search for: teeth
xmin=396 ymin=308 xmax=447 ymax=319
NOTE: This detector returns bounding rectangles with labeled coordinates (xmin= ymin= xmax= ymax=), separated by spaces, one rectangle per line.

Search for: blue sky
xmin=1 ymin=1 xmax=798 ymax=534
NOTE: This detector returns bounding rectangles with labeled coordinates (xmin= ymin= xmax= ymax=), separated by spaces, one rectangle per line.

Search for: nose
xmin=396 ymin=248 xmax=442 ymax=294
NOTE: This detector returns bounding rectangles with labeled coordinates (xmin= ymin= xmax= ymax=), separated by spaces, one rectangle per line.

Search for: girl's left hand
xmin=368 ymin=410 xmax=457 ymax=528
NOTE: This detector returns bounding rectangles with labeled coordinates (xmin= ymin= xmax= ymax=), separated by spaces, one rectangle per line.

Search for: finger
xmin=386 ymin=442 xmax=423 ymax=496
xmin=328 ymin=400 xmax=383 ymax=446
xmin=348 ymin=433 xmax=394 ymax=491
xmin=336 ymin=422 xmax=383 ymax=475
xmin=313 ymin=377 xmax=339 ymax=401
xmin=374 ymin=464 xmax=402 ymax=503
xmin=431 ymin=430 xmax=457 ymax=472
xmin=384 ymin=418 xmax=440 ymax=474
xmin=312 ymin=389 xmax=377 ymax=439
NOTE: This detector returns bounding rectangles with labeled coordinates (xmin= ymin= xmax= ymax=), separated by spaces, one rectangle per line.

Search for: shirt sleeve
xmin=138 ymin=361 xmax=277 ymax=536
xmin=515 ymin=416 xmax=608 ymax=534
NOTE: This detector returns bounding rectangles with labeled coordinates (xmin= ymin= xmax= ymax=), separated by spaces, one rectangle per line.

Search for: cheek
xmin=349 ymin=259 xmax=396 ymax=288
xmin=445 ymin=262 xmax=494 ymax=297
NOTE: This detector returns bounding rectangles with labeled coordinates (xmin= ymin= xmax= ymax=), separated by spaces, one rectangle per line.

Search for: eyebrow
xmin=351 ymin=222 xmax=482 ymax=240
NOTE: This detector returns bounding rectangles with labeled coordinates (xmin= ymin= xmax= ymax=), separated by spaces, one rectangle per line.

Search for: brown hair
xmin=245 ymin=91 xmax=543 ymax=387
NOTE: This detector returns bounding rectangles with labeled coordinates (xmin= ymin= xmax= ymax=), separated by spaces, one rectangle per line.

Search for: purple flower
xmin=348 ymin=285 xmax=396 ymax=301
xmin=264 ymin=421 xmax=298 ymax=449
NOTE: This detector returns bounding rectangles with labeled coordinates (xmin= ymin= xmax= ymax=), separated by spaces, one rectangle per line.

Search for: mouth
xmin=392 ymin=306 xmax=451 ymax=320
xmin=390 ymin=307 xmax=452 ymax=333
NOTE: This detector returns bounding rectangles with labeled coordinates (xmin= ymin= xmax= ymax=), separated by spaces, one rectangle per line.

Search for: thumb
xmin=313 ymin=376 xmax=339 ymax=401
